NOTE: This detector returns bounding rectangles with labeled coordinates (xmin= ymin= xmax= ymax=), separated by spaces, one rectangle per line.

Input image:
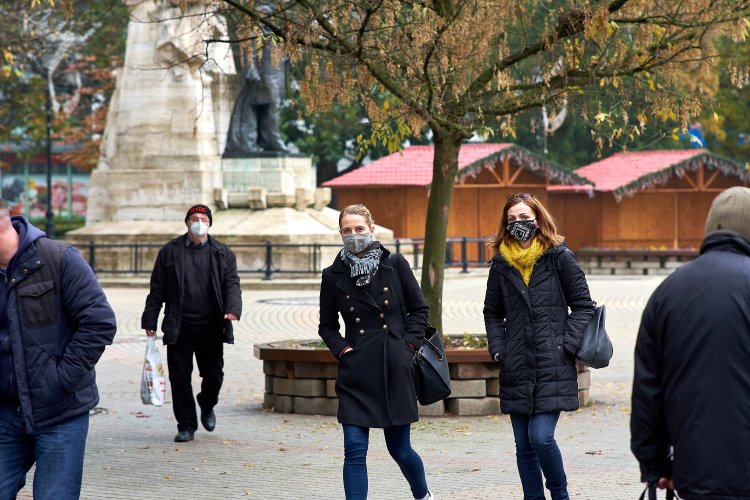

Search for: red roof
xmin=575 ymin=149 xmax=706 ymax=191
xmin=323 ymin=143 xmax=512 ymax=187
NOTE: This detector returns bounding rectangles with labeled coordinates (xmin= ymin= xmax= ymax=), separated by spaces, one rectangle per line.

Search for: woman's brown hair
xmin=338 ymin=204 xmax=375 ymax=230
xmin=487 ymin=194 xmax=565 ymax=255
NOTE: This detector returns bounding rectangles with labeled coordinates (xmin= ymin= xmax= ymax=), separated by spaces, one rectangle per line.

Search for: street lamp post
xmin=44 ymin=83 xmax=55 ymax=239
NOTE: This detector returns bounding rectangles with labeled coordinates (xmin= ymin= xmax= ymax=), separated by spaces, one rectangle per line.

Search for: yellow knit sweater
xmin=499 ymin=239 xmax=547 ymax=285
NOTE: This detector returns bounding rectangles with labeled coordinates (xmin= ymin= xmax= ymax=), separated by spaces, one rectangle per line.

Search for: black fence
xmin=74 ymin=237 xmax=491 ymax=280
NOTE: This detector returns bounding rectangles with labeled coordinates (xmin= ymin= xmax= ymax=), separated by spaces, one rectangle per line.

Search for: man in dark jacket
xmin=0 ymin=200 xmax=117 ymax=499
xmin=631 ymin=186 xmax=750 ymax=499
xmin=142 ymin=204 xmax=242 ymax=443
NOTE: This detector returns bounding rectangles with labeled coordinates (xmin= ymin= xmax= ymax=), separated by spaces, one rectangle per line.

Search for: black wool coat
xmin=484 ymin=243 xmax=594 ymax=415
xmin=631 ymin=232 xmax=750 ymax=499
xmin=318 ymin=247 xmax=429 ymax=428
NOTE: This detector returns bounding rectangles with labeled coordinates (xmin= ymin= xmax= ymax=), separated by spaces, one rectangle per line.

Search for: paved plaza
xmin=22 ymin=271 xmax=663 ymax=499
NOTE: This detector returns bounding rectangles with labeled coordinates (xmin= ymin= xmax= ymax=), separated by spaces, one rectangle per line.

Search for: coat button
xmin=384 ymin=300 xmax=389 ymax=306
xmin=355 ymin=318 xmax=361 ymax=324
xmin=382 ymin=324 xmax=388 ymax=330
xmin=379 ymin=313 xmax=384 ymax=319
xmin=383 ymin=287 xmax=389 ymax=292
xmin=349 ymin=306 xmax=354 ymax=312
xmin=359 ymin=329 xmax=365 ymax=335
xmin=346 ymin=295 xmax=350 ymax=300
xmin=35 ymin=260 xmax=40 ymax=265
xmin=10 ymin=278 xmax=15 ymax=283
xmin=22 ymin=269 xmax=27 ymax=274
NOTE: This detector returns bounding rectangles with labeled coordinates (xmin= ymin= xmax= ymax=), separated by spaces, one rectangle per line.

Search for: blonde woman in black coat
xmin=484 ymin=194 xmax=594 ymax=500
xmin=318 ymin=204 xmax=434 ymax=500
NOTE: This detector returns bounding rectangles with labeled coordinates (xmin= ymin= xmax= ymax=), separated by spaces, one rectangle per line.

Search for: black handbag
xmin=551 ymin=250 xmax=613 ymax=369
xmin=388 ymin=254 xmax=452 ymax=405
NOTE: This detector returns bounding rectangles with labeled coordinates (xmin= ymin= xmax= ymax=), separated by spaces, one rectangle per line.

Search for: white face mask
xmin=189 ymin=221 xmax=209 ymax=237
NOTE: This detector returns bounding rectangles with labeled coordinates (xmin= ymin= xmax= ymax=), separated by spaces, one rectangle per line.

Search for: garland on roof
xmin=455 ymin=146 xmax=589 ymax=186
xmin=613 ymin=153 xmax=750 ymax=202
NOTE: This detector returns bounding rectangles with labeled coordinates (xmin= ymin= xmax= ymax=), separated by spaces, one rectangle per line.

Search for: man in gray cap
xmin=631 ymin=186 xmax=750 ymax=499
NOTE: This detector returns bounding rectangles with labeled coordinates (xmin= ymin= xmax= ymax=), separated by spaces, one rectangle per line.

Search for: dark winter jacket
xmin=484 ymin=243 xmax=594 ymax=415
xmin=141 ymin=234 xmax=242 ymax=344
xmin=318 ymin=247 xmax=428 ymax=428
xmin=631 ymin=231 xmax=750 ymax=499
xmin=2 ymin=217 xmax=116 ymax=432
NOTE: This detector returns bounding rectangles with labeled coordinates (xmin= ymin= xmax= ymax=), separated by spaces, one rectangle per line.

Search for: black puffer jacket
xmin=631 ymin=232 xmax=750 ymax=499
xmin=484 ymin=243 xmax=594 ymax=415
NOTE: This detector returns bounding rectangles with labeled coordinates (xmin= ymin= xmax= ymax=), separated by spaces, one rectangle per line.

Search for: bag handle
xmin=387 ymin=253 xmax=409 ymax=324
xmin=550 ymin=248 xmax=568 ymax=307
xmin=638 ymin=482 xmax=676 ymax=500
xmin=551 ymin=249 xmax=597 ymax=308
xmin=418 ymin=334 xmax=445 ymax=360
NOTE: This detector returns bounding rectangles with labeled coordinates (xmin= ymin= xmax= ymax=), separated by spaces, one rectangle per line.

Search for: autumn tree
xmin=213 ymin=0 xmax=750 ymax=331
xmin=0 ymin=1 xmax=127 ymax=171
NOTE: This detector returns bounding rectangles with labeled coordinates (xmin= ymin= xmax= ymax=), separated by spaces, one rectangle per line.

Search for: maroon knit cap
xmin=185 ymin=204 xmax=212 ymax=226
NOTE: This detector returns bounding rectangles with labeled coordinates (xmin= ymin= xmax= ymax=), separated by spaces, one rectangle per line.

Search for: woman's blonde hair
xmin=339 ymin=204 xmax=375 ymax=230
xmin=487 ymin=194 xmax=564 ymax=255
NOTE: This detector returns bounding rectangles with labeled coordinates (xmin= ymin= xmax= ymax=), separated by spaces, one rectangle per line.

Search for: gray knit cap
xmin=705 ymin=186 xmax=750 ymax=241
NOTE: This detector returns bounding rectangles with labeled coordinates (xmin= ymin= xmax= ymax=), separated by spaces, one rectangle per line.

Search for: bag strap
xmin=638 ymin=482 xmax=676 ymax=500
xmin=388 ymin=253 xmax=409 ymax=323
xmin=550 ymin=248 xmax=568 ymax=307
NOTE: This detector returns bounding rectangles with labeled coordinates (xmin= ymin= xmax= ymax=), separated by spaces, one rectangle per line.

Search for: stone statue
xmin=224 ymin=32 xmax=289 ymax=156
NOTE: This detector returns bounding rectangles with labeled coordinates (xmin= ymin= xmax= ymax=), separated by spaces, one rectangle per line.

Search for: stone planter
xmin=254 ymin=339 xmax=590 ymax=417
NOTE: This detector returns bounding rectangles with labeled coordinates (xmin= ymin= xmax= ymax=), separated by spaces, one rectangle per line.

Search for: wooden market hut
xmin=323 ymin=143 xmax=588 ymax=259
xmin=548 ymin=149 xmax=750 ymax=250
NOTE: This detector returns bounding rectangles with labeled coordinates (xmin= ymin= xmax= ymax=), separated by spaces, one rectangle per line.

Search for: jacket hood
xmin=700 ymin=231 xmax=750 ymax=257
xmin=10 ymin=216 xmax=45 ymax=265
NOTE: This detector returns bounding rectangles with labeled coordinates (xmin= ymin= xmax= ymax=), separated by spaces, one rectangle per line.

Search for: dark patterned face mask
xmin=506 ymin=220 xmax=537 ymax=241
xmin=342 ymin=232 xmax=373 ymax=254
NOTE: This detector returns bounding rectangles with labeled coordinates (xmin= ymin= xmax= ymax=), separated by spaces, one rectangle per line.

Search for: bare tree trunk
xmin=420 ymin=128 xmax=464 ymax=334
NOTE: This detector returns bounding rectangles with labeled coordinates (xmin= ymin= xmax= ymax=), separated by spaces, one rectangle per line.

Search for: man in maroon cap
xmin=142 ymin=204 xmax=242 ymax=442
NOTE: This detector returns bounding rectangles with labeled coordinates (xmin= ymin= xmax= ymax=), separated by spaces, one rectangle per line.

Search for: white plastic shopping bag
xmin=140 ymin=336 xmax=166 ymax=406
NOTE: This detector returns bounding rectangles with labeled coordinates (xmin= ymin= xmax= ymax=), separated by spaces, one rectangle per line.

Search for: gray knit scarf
xmin=340 ymin=241 xmax=383 ymax=287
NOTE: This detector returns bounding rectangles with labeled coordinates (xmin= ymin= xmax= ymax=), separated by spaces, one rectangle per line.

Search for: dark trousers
xmin=167 ymin=322 xmax=224 ymax=433
xmin=510 ymin=412 xmax=569 ymax=500
xmin=342 ymin=424 xmax=428 ymax=499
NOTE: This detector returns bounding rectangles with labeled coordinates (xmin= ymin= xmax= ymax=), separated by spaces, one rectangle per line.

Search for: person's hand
xmin=224 ymin=313 xmax=238 ymax=321
xmin=657 ymin=477 xmax=674 ymax=490
xmin=145 ymin=329 xmax=156 ymax=337
xmin=339 ymin=346 xmax=353 ymax=358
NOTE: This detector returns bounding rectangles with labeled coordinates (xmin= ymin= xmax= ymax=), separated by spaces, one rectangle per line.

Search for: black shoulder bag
xmin=551 ymin=249 xmax=613 ymax=369
xmin=388 ymin=254 xmax=451 ymax=406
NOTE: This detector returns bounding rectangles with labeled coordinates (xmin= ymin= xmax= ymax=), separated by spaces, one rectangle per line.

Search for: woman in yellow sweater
xmin=484 ymin=193 xmax=595 ymax=500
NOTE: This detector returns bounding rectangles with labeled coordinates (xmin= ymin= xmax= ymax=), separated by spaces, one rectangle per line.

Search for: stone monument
xmin=67 ymin=0 xmax=392 ymax=274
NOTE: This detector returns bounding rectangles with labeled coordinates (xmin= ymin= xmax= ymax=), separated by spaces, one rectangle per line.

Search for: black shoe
xmin=174 ymin=431 xmax=194 ymax=442
xmin=200 ymin=408 xmax=216 ymax=432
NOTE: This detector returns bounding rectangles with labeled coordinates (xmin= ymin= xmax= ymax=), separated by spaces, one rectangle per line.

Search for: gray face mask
xmin=342 ymin=232 xmax=373 ymax=254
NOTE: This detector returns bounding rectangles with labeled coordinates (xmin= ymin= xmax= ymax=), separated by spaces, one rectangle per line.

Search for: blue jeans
xmin=342 ymin=424 xmax=428 ymax=499
xmin=0 ymin=406 xmax=89 ymax=500
xmin=510 ymin=412 xmax=569 ymax=500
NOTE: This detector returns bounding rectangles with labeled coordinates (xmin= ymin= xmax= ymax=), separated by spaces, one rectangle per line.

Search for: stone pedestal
xmin=220 ymin=156 xmax=324 ymax=209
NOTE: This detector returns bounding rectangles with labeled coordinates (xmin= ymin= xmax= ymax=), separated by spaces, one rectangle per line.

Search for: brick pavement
xmin=21 ymin=271 xmax=664 ymax=499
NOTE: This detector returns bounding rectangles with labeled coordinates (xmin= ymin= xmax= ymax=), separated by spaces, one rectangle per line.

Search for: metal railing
xmin=74 ymin=237 xmax=492 ymax=279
